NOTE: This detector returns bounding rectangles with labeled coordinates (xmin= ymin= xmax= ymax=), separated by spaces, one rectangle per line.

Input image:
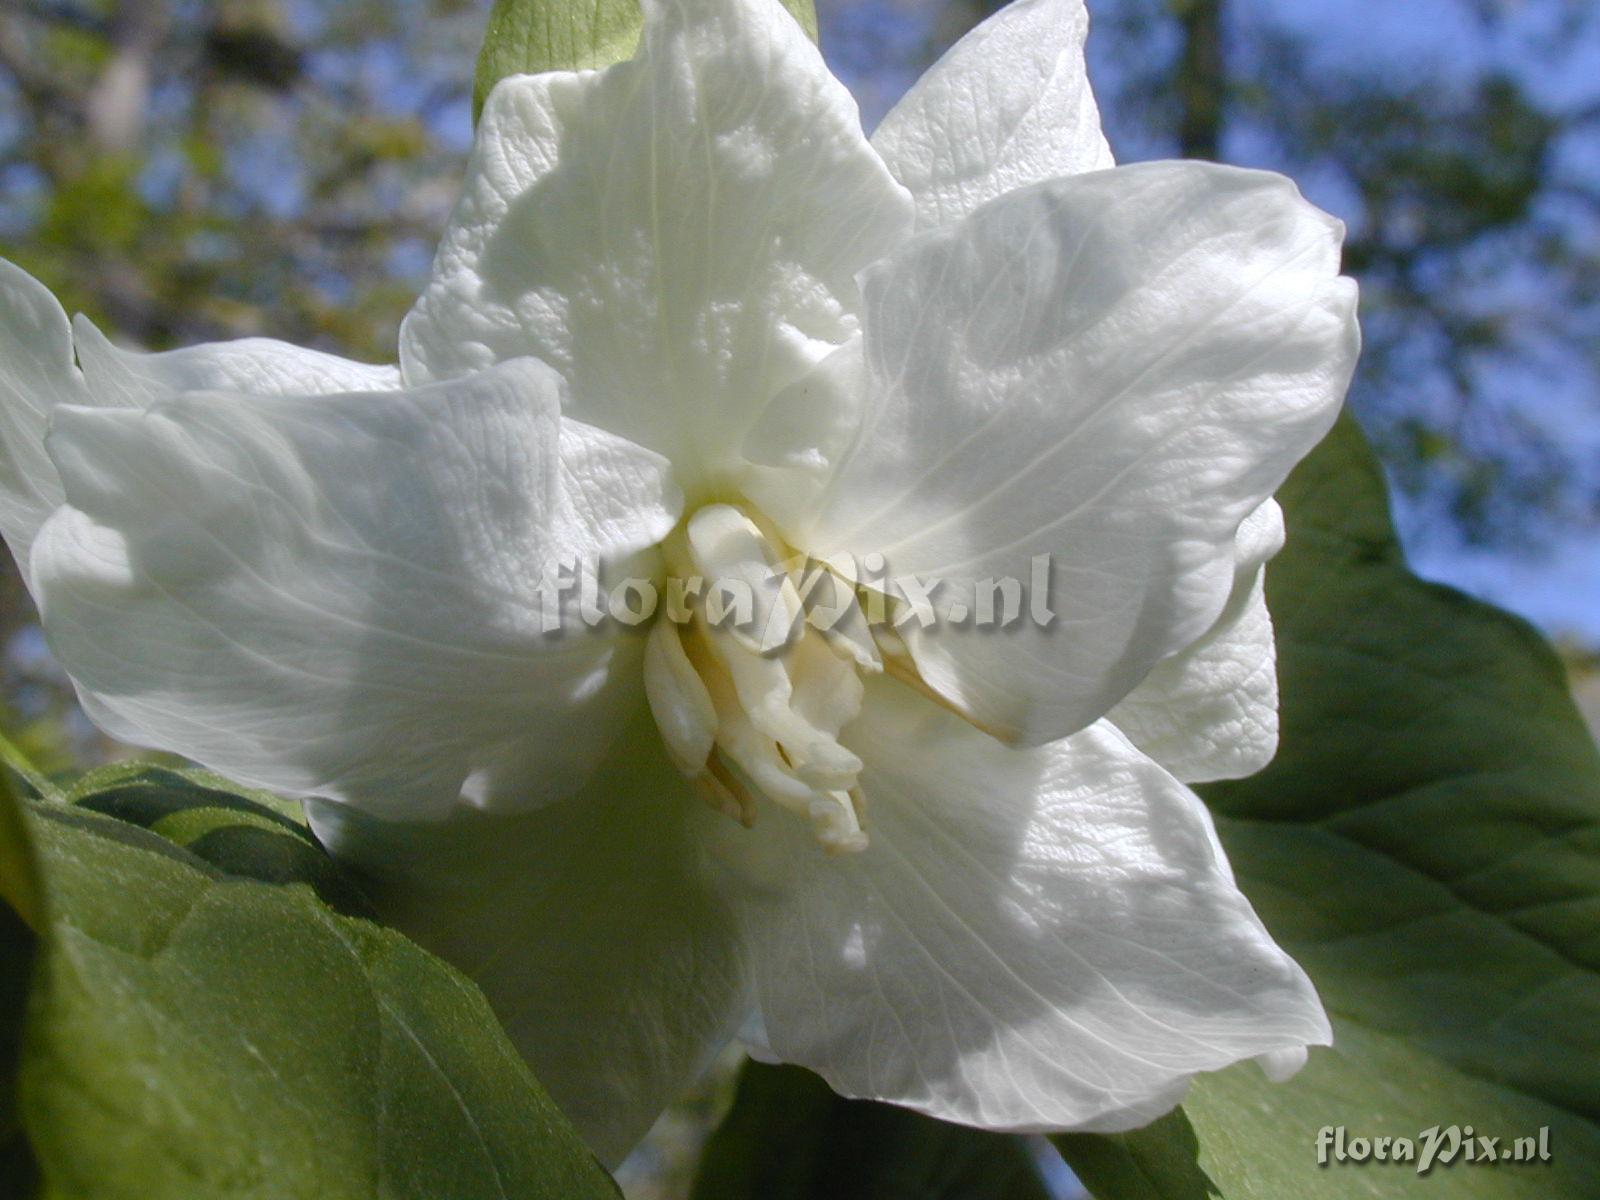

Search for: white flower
xmin=0 ymin=0 xmax=1357 ymax=1164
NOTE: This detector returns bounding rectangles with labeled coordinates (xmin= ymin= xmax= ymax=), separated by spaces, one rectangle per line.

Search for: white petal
xmin=781 ymin=162 xmax=1359 ymax=746
xmin=740 ymin=336 xmax=869 ymax=524
xmin=555 ymin=415 xmax=688 ymax=575
xmin=707 ymin=677 xmax=1329 ymax=1132
xmin=1107 ymin=500 xmax=1285 ymax=782
xmin=873 ymin=0 xmax=1112 ymax=231
xmin=1 ymin=256 xmax=404 ymax=585
xmin=71 ymin=314 xmax=401 ymax=404
xmin=0 ymin=258 xmax=89 ymax=577
xmin=1256 ymin=1044 xmax=1308 ymax=1083
xmin=307 ymin=720 xmax=749 ymax=1167
xmin=33 ymin=358 xmax=680 ymax=819
xmin=399 ymin=0 xmax=913 ymax=490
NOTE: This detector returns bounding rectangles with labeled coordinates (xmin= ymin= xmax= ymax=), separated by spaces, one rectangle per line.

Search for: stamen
xmin=705 ymin=753 xmax=758 ymax=828
xmin=693 ymin=771 xmax=747 ymax=827
xmin=645 ymin=502 xmax=878 ymax=854
xmin=643 ymin=619 xmax=717 ymax=775
xmin=811 ymin=787 xmax=868 ymax=856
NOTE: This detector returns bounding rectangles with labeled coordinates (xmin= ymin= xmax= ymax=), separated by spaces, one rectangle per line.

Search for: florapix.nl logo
xmin=526 ymin=549 xmax=1060 ymax=651
xmin=1315 ymin=1125 xmax=1552 ymax=1176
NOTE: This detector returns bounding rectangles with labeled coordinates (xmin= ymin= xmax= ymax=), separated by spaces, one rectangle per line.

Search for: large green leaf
xmin=6 ymin=776 xmax=618 ymax=1200
xmin=473 ymin=0 xmax=818 ymax=120
xmin=689 ymin=1061 xmax=1051 ymax=1200
xmin=1055 ymin=416 xmax=1600 ymax=1197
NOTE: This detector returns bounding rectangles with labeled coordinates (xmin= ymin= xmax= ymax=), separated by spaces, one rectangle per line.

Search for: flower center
xmin=643 ymin=504 xmax=879 ymax=854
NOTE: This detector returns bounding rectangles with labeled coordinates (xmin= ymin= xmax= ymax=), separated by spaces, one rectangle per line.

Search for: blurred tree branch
xmin=1172 ymin=0 xmax=1222 ymax=160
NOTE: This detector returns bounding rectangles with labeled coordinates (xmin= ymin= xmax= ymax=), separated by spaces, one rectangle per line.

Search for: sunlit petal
xmin=873 ymin=0 xmax=1112 ymax=230
xmin=0 ymin=259 xmax=91 ymax=576
xmin=709 ymin=677 xmax=1328 ymax=1131
xmin=34 ymin=358 xmax=679 ymax=818
xmin=71 ymin=314 xmax=401 ymax=403
xmin=1108 ymin=500 xmax=1285 ymax=782
xmin=401 ymin=0 xmax=913 ymax=492
xmin=779 ymin=162 xmax=1358 ymax=746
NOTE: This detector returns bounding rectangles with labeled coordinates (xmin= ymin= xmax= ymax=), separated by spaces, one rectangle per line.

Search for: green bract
xmin=473 ymin=0 xmax=817 ymax=118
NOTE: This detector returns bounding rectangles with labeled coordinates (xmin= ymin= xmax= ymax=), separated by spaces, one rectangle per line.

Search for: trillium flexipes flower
xmin=0 ymin=0 xmax=1358 ymax=1164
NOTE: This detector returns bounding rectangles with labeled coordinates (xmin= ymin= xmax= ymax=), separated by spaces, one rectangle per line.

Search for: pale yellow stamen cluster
xmin=643 ymin=504 xmax=879 ymax=854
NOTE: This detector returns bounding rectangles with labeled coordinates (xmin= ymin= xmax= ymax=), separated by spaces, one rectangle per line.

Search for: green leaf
xmin=0 ymin=775 xmax=41 ymax=1197
xmin=473 ymin=0 xmax=819 ymax=121
xmin=64 ymin=762 xmax=374 ymax=918
xmin=1054 ymin=416 xmax=1600 ymax=1197
xmin=0 ymin=773 xmax=42 ymax=933
xmin=690 ymin=1061 xmax=1051 ymax=1200
xmin=10 ymin=781 xmax=618 ymax=1200
xmin=0 ymin=728 xmax=62 ymax=805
